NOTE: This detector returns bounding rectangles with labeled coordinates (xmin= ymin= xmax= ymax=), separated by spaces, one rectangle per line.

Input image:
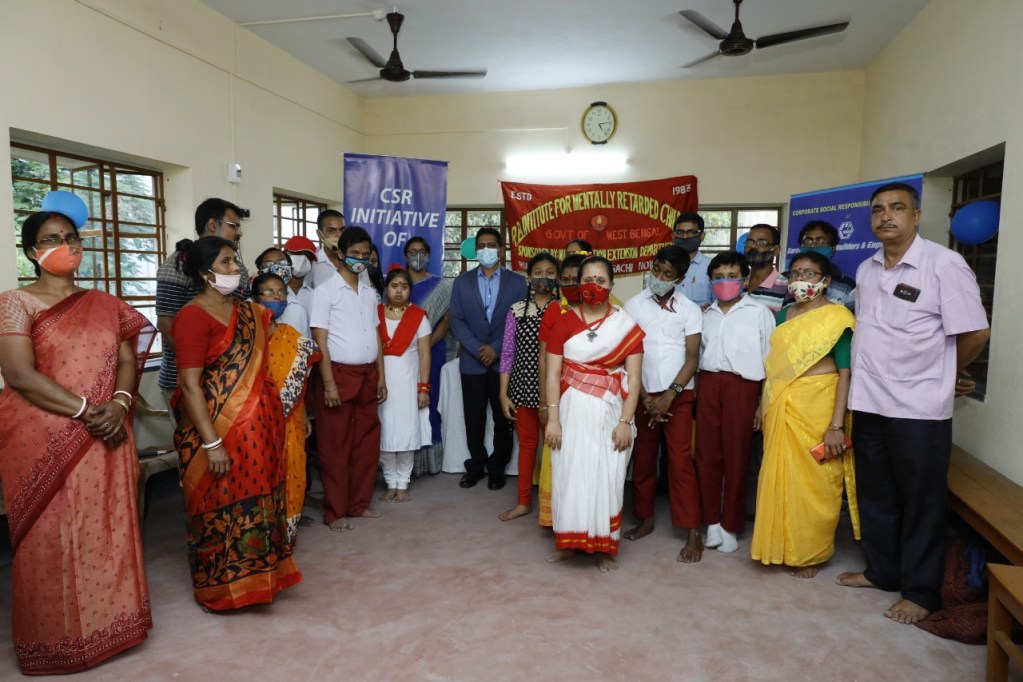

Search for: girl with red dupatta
xmin=172 ymin=237 xmax=300 ymax=612
xmin=544 ymin=256 xmax=644 ymax=573
xmin=377 ymin=267 xmax=432 ymax=502
xmin=0 ymin=202 xmax=155 ymax=675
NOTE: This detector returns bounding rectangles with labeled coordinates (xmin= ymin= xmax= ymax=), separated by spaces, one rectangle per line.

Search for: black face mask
xmin=674 ymin=236 xmax=701 ymax=254
xmin=745 ymin=250 xmax=775 ymax=267
xmin=529 ymin=277 xmax=558 ymax=295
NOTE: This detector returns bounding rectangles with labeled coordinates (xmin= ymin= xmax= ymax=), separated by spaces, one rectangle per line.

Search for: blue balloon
xmin=41 ymin=190 xmax=89 ymax=228
xmin=951 ymin=200 xmax=1000 ymax=245
xmin=736 ymin=232 xmax=748 ymax=252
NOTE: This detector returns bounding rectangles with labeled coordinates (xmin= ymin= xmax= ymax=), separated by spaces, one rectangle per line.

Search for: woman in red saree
xmin=172 ymin=238 xmax=300 ymax=611
xmin=0 ymin=207 xmax=155 ymax=674
xmin=544 ymin=256 xmax=644 ymax=573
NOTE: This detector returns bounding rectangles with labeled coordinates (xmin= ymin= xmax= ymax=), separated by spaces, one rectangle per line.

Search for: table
xmin=987 ymin=563 xmax=1023 ymax=681
xmin=438 ymin=359 xmax=520 ymax=475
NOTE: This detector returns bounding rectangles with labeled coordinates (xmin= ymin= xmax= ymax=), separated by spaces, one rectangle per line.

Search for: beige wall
xmin=859 ymin=0 xmax=1021 ymax=483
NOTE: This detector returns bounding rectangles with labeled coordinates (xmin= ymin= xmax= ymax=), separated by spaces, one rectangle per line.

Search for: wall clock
xmin=581 ymin=101 xmax=617 ymax=145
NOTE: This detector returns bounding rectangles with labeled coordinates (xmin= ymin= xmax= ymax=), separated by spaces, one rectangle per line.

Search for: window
xmin=11 ymin=142 xmax=166 ymax=346
xmin=949 ymin=161 xmax=1000 ymax=399
xmin=698 ymin=206 xmax=784 ymax=257
xmin=273 ymin=193 xmax=327 ymax=245
xmin=444 ymin=208 xmax=509 ymax=277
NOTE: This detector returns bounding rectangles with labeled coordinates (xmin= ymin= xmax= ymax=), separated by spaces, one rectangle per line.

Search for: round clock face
xmin=582 ymin=103 xmax=617 ymax=144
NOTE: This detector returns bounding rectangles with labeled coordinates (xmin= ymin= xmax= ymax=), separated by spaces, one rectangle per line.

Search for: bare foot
xmin=380 ymin=489 xmax=397 ymax=502
xmin=356 ymin=509 xmax=381 ymax=518
xmin=597 ymin=553 xmax=618 ymax=573
xmin=836 ymin=571 xmax=877 ymax=588
xmin=395 ymin=490 xmax=411 ymax=503
xmin=676 ymin=529 xmax=704 ymax=564
xmin=884 ymin=599 xmax=930 ymax=624
xmin=790 ymin=565 xmax=820 ymax=579
xmin=498 ymin=504 xmax=532 ymax=521
xmin=546 ymin=549 xmax=580 ymax=563
xmin=624 ymin=518 xmax=655 ymax=541
xmin=328 ymin=518 xmax=354 ymax=532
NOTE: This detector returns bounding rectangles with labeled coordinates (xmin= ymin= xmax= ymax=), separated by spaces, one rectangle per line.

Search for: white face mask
xmin=207 ymin=271 xmax=241 ymax=296
xmin=289 ymin=254 xmax=312 ymax=278
xmin=477 ymin=247 xmax=499 ymax=268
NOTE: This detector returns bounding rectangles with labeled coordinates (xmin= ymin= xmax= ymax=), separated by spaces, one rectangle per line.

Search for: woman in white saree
xmin=543 ymin=256 xmax=644 ymax=572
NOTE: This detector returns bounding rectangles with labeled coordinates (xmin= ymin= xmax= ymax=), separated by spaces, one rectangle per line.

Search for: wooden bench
xmin=987 ymin=564 xmax=1023 ymax=681
xmin=947 ymin=444 xmax=1023 ymax=567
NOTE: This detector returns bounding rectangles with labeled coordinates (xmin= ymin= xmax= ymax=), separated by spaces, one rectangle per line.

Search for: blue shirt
xmin=477 ymin=266 xmax=502 ymax=322
xmin=676 ymin=250 xmax=711 ymax=307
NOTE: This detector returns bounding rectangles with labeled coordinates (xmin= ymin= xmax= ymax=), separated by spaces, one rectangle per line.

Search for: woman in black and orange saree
xmin=0 ymin=204 xmax=155 ymax=674
xmin=172 ymin=237 xmax=301 ymax=611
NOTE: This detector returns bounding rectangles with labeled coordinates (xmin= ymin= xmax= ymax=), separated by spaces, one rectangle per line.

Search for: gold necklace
xmin=387 ymin=304 xmax=408 ymax=314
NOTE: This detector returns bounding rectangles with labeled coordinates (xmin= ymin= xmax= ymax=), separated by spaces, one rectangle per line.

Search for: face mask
xmin=477 ymin=247 xmax=499 ymax=268
xmin=745 ymin=250 xmax=775 ymax=268
xmin=800 ymin=245 xmax=835 ymax=260
xmin=579 ymin=282 xmax=611 ymax=306
xmin=787 ymin=279 xmax=826 ymax=303
xmin=408 ymin=253 xmax=429 ymax=271
xmin=645 ymin=272 xmax=676 ymax=298
xmin=206 ymin=271 xmax=241 ymax=296
xmin=34 ymin=244 xmax=83 ymax=276
xmin=712 ymin=278 xmax=744 ymax=302
xmin=530 ymin=277 xmax=557 ymax=295
xmin=289 ymin=254 xmax=312 ymax=278
xmin=674 ymin=236 xmax=701 ymax=254
xmin=561 ymin=284 xmax=582 ymax=304
xmin=319 ymin=231 xmax=340 ymax=252
xmin=263 ymin=300 xmax=288 ymax=320
xmin=259 ymin=261 xmax=292 ymax=285
xmin=344 ymin=256 xmax=369 ymax=274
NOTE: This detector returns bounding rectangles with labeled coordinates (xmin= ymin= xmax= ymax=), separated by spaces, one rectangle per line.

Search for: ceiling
xmin=201 ymin=0 xmax=930 ymax=98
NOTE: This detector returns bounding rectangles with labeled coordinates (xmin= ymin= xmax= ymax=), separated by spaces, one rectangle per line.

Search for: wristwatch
xmin=669 ymin=382 xmax=684 ymax=395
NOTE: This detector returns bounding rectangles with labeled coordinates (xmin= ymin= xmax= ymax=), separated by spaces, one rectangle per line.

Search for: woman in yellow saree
xmin=750 ymin=252 xmax=859 ymax=578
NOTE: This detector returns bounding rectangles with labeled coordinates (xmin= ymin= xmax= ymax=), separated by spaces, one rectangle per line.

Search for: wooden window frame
xmin=444 ymin=207 xmax=510 ymax=277
xmin=273 ymin=193 xmax=328 ymax=246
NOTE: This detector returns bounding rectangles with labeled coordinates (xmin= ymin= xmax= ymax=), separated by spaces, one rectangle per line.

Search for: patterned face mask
xmin=259 ymin=261 xmax=292 ymax=285
xmin=787 ymin=279 xmax=825 ymax=303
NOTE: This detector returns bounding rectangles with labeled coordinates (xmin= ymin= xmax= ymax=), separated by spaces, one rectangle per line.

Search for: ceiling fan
xmin=679 ymin=0 xmax=849 ymax=68
xmin=346 ymin=11 xmax=487 ymax=83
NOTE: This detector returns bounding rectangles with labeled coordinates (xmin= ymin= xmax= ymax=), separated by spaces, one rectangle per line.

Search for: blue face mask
xmin=476 ymin=247 xmax=499 ymax=268
xmin=800 ymin=245 xmax=835 ymax=260
xmin=344 ymin=256 xmax=369 ymax=274
xmin=263 ymin=300 xmax=288 ymax=320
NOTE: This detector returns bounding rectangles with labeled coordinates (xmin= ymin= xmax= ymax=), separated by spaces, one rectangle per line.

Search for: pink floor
xmin=0 ymin=471 xmax=990 ymax=680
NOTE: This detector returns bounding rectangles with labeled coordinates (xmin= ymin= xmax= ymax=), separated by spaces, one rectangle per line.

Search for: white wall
xmin=858 ymin=0 xmax=1021 ymax=483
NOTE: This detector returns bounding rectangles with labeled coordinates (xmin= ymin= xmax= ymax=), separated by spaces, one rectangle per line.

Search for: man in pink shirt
xmin=837 ymin=182 xmax=990 ymax=625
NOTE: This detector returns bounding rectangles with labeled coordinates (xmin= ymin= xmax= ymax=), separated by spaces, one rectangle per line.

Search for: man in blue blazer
xmin=449 ymin=227 xmax=529 ymax=490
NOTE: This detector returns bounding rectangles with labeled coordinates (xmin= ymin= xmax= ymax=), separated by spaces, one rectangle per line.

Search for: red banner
xmin=501 ymin=176 xmax=698 ymax=276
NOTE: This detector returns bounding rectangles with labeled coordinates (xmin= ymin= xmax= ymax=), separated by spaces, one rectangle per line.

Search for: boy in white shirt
xmin=696 ymin=251 xmax=775 ymax=553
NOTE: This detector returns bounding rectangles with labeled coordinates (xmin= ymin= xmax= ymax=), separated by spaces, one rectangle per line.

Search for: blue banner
xmin=786 ymin=173 xmax=924 ymax=279
xmin=343 ymin=153 xmax=448 ymax=277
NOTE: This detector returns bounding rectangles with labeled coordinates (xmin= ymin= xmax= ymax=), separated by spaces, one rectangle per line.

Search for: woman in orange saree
xmin=172 ymin=238 xmax=300 ymax=611
xmin=253 ymin=272 xmax=321 ymax=547
xmin=0 ymin=207 xmax=155 ymax=674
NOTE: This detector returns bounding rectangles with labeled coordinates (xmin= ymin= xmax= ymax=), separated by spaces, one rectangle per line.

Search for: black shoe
xmin=459 ymin=471 xmax=485 ymax=488
xmin=487 ymin=473 xmax=506 ymax=491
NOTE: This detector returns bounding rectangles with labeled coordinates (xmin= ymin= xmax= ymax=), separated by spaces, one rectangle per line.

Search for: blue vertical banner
xmin=343 ymin=153 xmax=448 ymax=276
xmin=786 ymin=173 xmax=924 ymax=278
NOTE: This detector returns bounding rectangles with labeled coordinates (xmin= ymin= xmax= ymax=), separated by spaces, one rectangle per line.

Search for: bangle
xmin=828 ymin=422 xmax=845 ymax=431
xmin=111 ymin=398 xmax=131 ymax=413
xmin=71 ymin=396 xmax=88 ymax=419
xmin=113 ymin=390 xmax=134 ymax=405
xmin=618 ymin=417 xmax=634 ymax=425
xmin=324 ymin=386 xmax=339 ymax=393
xmin=538 ymin=406 xmax=548 ymax=413
xmin=202 ymin=438 xmax=223 ymax=451
xmin=546 ymin=403 xmax=558 ymax=408
xmin=417 ymin=382 xmax=431 ymax=393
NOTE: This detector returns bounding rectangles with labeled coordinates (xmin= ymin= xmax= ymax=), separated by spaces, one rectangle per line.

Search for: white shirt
xmin=624 ymin=289 xmax=702 ymax=393
xmin=278 ymin=300 xmax=310 ymax=339
xmin=699 ymin=294 xmax=775 ymax=382
xmin=310 ymin=271 xmax=379 ymax=364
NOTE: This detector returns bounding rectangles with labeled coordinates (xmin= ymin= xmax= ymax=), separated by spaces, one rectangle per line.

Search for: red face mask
xmin=579 ymin=282 xmax=611 ymax=305
xmin=35 ymin=244 xmax=83 ymax=276
xmin=561 ymin=284 xmax=582 ymax=304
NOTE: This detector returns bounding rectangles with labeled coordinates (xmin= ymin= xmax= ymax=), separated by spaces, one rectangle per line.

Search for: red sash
xmin=378 ymin=304 xmax=427 ymax=356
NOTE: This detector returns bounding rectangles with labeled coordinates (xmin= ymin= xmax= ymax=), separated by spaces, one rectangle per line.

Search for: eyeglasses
xmin=406 ymin=249 xmax=428 ymax=256
xmin=745 ymin=239 xmax=776 ymax=249
xmin=786 ymin=269 xmax=824 ymax=281
xmin=673 ymin=229 xmax=702 ymax=238
xmin=800 ymin=236 xmax=833 ymax=246
xmin=35 ymin=235 xmax=83 ymax=248
xmin=257 ymin=288 xmax=287 ymax=299
xmin=216 ymin=219 xmax=241 ymax=229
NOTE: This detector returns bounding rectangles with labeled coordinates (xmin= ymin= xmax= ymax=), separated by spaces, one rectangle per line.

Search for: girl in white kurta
xmin=377 ymin=268 xmax=432 ymax=502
